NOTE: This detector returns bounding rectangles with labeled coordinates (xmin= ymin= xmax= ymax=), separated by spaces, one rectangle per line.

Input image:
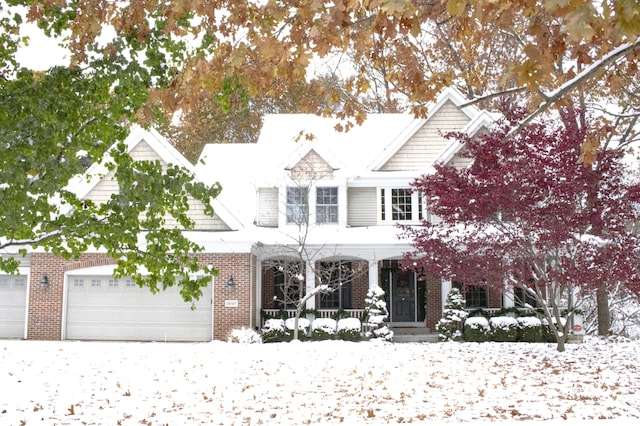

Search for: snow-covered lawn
xmin=1 ymin=337 xmax=638 ymax=425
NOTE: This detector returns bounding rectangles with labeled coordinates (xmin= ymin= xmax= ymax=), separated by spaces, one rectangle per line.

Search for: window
xmin=318 ymin=261 xmax=352 ymax=309
xmin=454 ymin=282 xmax=488 ymax=308
xmin=0 ymin=277 xmax=8 ymax=288
xmin=91 ymin=279 xmax=101 ymax=288
xmin=108 ymin=279 xmax=119 ymax=288
xmin=13 ymin=277 xmax=26 ymax=288
xmin=316 ymin=187 xmax=338 ymax=224
xmin=273 ymin=261 xmax=305 ymax=309
xmin=125 ymin=279 xmax=136 ymax=287
xmin=286 ymin=187 xmax=308 ymax=224
xmin=73 ymin=279 xmax=85 ymax=288
xmin=380 ymin=187 xmax=424 ymax=223
xmin=514 ymin=287 xmax=537 ymax=308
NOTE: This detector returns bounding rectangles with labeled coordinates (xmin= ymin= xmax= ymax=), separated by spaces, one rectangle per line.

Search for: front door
xmin=390 ymin=269 xmax=416 ymax=322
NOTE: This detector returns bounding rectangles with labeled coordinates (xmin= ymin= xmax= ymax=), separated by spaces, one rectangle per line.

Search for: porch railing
xmin=261 ymin=309 xmax=365 ymax=328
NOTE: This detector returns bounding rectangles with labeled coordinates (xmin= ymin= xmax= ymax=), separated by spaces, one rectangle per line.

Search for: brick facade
xmin=25 ymin=252 xmax=256 ymax=341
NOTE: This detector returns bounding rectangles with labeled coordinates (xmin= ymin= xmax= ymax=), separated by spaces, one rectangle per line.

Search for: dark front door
xmin=391 ymin=269 xmax=416 ymax=322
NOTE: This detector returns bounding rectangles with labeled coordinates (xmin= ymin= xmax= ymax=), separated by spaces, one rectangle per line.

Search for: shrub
xmin=285 ymin=317 xmax=311 ymax=340
xmin=337 ymin=317 xmax=362 ymax=342
xmin=261 ymin=319 xmax=289 ymax=343
xmin=436 ymin=288 xmax=468 ymax=341
xmin=541 ymin=318 xmax=559 ymax=343
xmin=489 ymin=317 xmax=518 ymax=342
xmin=363 ymin=286 xmax=393 ymax=341
xmin=517 ymin=317 xmax=542 ymax=342
xmin=310 ymin=318 xmax=337 ymax=340
xmin=464 ymin=317 xmax=490 ymax=342
xmin=228 ymin=327 xmax=262 ymax=344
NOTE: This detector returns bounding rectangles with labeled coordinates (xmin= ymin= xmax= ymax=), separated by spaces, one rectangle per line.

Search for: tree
xmin=262 ymin=161 xmax=368 ymax=341
xmin=0 ymin=66 xmax=221 ymax=302
xmin=436 ymin=288 xmax=468 ymax=342
xmin=402 ymin=104 xmax=640 ymax=352
xmin=363 ymin=286 xmax=393 ymax=341
xmin=5 ymin=1 xmax=636 ymax=144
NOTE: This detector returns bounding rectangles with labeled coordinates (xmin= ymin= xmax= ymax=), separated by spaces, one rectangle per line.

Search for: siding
xmin=380 ymin=101 xmax=470 ymax=171
xmin=291 ymin=150 xmax=333 ymax=181
xmin=83 ymin=139 xmax=229 ymax=231
xmin=257 ymin=187 xmax=278 ymax=227
xmin=347 ymin=187 xmax=377 ymax=226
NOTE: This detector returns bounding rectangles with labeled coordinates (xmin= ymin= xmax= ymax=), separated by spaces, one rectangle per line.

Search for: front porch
xmin=258 ymin=258 xmax=444 ymax=332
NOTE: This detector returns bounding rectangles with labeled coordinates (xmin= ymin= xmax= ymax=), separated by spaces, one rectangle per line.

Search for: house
xmin=1 ymin=88 xmax=515 ymax=342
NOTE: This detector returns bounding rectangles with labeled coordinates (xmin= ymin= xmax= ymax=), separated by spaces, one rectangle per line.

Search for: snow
xmin=1 ymin=337 xmax=638 ymax=425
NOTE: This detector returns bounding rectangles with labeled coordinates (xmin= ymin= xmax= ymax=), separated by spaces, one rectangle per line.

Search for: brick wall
xmin=27 ymin=252 xmax=257 ymax=341
xmin=197 ymin=253 xmax=255 ymax=341
xmin=28 ymin=253 xmax=116 ymax=340
xmin=424 ymin=274 xmax=443 ymax=331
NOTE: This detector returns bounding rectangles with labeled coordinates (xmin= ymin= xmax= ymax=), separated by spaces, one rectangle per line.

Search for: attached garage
xmin=64 ymin=267 xmax=212 ymax=342
xmin=0 ymin=273 xmax=28 ymax=339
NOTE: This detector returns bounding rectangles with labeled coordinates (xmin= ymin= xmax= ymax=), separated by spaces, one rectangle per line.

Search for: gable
xmin=80 ymin=131 xmax=236 ymax=231
xmin=290 ymin=149 xmax=334 ymax=181
xmin=379 ymin=101 xmax=470 ymax=171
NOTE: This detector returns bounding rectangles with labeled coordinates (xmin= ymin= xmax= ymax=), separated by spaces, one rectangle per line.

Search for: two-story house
xmin=0 ymin=88 xmax=502 ymax=341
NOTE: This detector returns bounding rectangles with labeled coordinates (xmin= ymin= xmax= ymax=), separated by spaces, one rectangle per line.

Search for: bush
xmin=437 ymin=288 xmax=468 ymax=341
xmin=464 ymin=317 xmax=490 ymax=342
xmin=285 ymin=317 xmax=311 ymax=340
xmin=489 ymin=317 xmax=518 ymax=342
xmin=261 ymin=319 xmax=289 ymax=343
xmin=337 ymin=318 xmax=362 ymax=342
xmin=541 ymin=318 xmax=559 ymax=343
xmin=517 ymin=317 xmax=542 ymax=342
xmin=363 ymin=286 xmax=393 ymax=341
xmin=310 ymin=318 xmax=337 ymax=340
xmin=228 ymin=327 xmax=262 ymax=344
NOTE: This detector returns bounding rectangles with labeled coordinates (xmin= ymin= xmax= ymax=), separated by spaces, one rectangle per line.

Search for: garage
xmin=0 ymin=274 xmax=28 ymax=339
xmin=65 ymin=267 xmax=212 ymax=342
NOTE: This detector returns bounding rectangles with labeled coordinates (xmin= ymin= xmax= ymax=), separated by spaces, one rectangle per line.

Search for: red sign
xmin=573 ymin=324 xmax=583 ymax=332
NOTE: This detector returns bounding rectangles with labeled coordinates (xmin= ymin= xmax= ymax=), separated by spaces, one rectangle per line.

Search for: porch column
xmin=305 ymin=261 xmax=316 ymax=310
xmin=368 ymin=259 xmax=379 ymax=289
xmin=503 ymin=278 xmax=515 ymax=308
xmin=441 ymin=279 xmax=452 ymax=310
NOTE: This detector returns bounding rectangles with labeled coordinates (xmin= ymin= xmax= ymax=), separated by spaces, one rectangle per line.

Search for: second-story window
xmin=379 ymin=187 xmax=424 ymax=223
xmin=316 ymin=187 xmax=338 ymax=224
xmin=286 ymin=187 xmax=308 ymax=224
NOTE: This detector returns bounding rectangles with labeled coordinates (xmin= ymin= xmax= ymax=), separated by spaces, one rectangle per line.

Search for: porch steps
xmin=390 ymin=327 xmax=439 ymax=343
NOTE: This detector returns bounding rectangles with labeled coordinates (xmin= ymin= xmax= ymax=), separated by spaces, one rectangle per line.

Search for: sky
xmin=1 ymin=336 xmax=638 ymax=425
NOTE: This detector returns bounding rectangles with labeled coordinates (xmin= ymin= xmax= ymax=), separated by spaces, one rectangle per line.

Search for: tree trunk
xmin=556 ymin=334 xmax=566 ymax=352
xmin=596 ymin=282 xmax=611 ymax=336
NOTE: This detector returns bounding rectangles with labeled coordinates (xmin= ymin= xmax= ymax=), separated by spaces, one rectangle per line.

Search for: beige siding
xmin=347 ymin=187 xmax=377 ymax=226
xmin=448 ymin=152 xmax=473 ymax=170
xmin=257 ymin=187 xmax=278 ymax=227
xmin=291 ymin=150 xmax=333 ymax=180
xmin=83 ymin=139 xmax=228 ymax=230
xmin=380 ymin=101 xmax=470 ymax=171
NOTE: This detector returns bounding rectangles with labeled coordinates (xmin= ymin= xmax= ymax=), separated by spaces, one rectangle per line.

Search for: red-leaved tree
xmin=402 ymin=105 xmax=640 ymax=352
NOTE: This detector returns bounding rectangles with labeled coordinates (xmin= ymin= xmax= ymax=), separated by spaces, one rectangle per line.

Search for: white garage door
xmin=0 ymin=274 xmax=28 ymax=339
xmin=65 ymin=275 xmax=212 ymax=342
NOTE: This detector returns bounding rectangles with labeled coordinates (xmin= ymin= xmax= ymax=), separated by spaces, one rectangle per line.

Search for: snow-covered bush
xmin=489 ymin=317 xmax=518 ymax=342
xmin=464 ymin=317 xmax=490 ymax=342
xmin=261 ymin=318 xmax=288 ymax=343
xmin=285 ymin=317 xmax=311 ymax=339
xmin=310 ymin=318 xmax=337 ymax=340
xmin=337 ymin=317 xmax=362 ymax=342
xmin=228 ymin=327 xmax=263 ymax=344
xmin=517 ymin=316 xmax=542 ymax=342
xmin=436 ymin=288 xmax=468 ymax=341
xmin=541 ymin=318 xmax=560 ymax=343
xmin=363 ymin=286 xmax=393 ymax=341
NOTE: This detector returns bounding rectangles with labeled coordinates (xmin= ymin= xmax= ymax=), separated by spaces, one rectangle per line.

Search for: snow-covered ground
xmin=1 ymin=337 xmax=638 ymax=425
